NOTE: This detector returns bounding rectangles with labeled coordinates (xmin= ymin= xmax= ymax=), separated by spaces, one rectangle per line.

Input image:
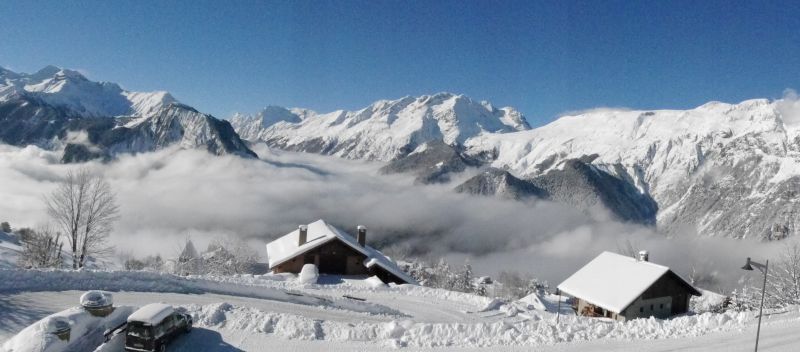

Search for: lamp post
xmin=741 ymin=257 xmax=769 ymax=352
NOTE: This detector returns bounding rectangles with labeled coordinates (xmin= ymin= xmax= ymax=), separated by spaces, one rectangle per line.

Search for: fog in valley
xmin=0 ymin=143 xmax=785 ymax=292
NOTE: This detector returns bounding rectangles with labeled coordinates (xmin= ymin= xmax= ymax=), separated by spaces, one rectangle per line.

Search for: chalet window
xmin=650 ymin=304 xmax=654 ymax=311
xmin=660 ymin=303 xmax=664 ymax=309
xmin=639 ymin=307 xmax=643 ymax=313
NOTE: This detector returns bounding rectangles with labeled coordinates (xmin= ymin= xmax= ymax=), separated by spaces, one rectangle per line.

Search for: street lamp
xmin=741 ymin=257 xmax=769 ymax=352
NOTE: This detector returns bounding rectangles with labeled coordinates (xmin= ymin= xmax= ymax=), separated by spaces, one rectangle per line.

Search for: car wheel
xmin=158 ymin=344 xmax=166 ymax=352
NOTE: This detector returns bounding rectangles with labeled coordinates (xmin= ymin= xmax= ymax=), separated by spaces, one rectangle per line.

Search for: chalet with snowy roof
xmin=557 ymin=251 xmax=701 ymax=321
xmin=265 ymin=220 xmax=416 ymax=285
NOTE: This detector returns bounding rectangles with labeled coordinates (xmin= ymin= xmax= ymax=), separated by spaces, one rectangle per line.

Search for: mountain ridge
xmin=235 ymin=94 xmax=800 ymax=239
xmin=229 ymin=92 xmax=531 ymax=161
xmin=0 ymin=66 xmax=256 ymax=160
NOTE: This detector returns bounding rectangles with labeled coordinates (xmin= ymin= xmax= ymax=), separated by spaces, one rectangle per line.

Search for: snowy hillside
xmin=465 ymin=99 xmax=800 ymax=239
xmin=230 ymin=93 xmax=531 ymax=161
xmin=0 ymin=66 xmax=256 ymax=160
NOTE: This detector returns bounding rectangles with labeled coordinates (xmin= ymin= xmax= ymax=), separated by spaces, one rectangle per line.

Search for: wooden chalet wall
xmin=639 ymin=272 xmax=693 ymax=315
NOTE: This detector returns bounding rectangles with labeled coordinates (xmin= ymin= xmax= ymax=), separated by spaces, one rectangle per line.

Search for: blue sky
xmin=1 ymin=0 xmax=799 ymax=126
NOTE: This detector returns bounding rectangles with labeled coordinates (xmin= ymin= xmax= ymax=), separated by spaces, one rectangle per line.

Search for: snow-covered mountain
xmin=4 ymin=65 xmax=798 ymax=239
xmin=454 ymin=158 xmax=658 ymax=225
xmin=455 ymin=167 xmax=548 ymax=201
xmin=236 ymin=94 xmax=800 ymax=239
xmin=378 ymin=140 xmax=479 ymax=184
xmin=1 ymin=65 xmax=174 ymax=118
xmin=464 ymin=99 xmax=800 ymax=239
xmin=229 ymin=93 xmax=530 ymax=161
xmin=0 ymin=66 xmax=256 ymax=160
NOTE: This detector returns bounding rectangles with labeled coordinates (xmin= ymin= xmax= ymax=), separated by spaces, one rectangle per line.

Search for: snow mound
xmin=478 ymin=298 xmax=505 ymax=312
xmin=691 ymin=289 xmax=729 ymax=313
xmin=364 ymin=275 xmax=387 ymax=289
xmin=517 ymin=292 xmax=574 ymax=315
xmin=298 ymin=264 xmax=319 ymax=285
xmin=79 ymin=291 xmax=113 ymax=308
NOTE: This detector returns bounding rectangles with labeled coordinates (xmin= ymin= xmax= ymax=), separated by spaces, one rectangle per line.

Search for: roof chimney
xmin=638 ymin=250 xmax=649 ymax=262
xmin=357 ymin=225 xmax=367 ymax=247
xmin=298 ymin=225 xmax=308 ymax=246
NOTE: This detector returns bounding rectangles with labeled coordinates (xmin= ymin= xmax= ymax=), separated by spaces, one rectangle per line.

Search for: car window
xmin=164 ymin=315 xmax=174 ymax=330
xmin=154 ymin=323 xmax=166 ymax=338
xmin=127 ymin=324 xmax=151 ymax=339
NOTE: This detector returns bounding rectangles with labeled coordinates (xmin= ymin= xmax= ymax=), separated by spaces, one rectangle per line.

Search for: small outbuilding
xmin=557 ymin=251 xmax=701 ymax=321
xmin=265 ymin=219 xmax=417 ymax=285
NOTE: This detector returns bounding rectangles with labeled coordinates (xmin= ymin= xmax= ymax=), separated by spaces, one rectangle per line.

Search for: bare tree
xmin=767 ymin=240 xmax=800 ymax=306
xmin=733 ymin=240 xmax=800 ymax=310
xmin=18 ymin=225 xmax=64 ymax=268
xmin=45 ymin=168 xmax=119 ymax=269
xmin=174 ymin=238 xmax=203 ymax=275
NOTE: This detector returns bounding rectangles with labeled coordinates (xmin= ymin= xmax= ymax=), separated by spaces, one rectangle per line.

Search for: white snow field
xmin=1 ymin=269 xmax=799 ymax=351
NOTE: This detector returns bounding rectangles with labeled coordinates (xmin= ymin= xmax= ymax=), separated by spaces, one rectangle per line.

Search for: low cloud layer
xmin=777 ymin=88 xmax=800 ymax=126
xmin=0 ymin=143 xmax=785 ymax=291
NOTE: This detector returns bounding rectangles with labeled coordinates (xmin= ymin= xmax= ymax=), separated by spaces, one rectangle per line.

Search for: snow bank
xmin=2 ymin=305 xmax=135 ymax=352
xmin=180 ymin=302 xmax=755 ymax=348
xmin=0 ymin=269 xmax=404 ymax=317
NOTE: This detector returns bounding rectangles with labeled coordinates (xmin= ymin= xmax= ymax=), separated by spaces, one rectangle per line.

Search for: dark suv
xmin=125 ymin=303 xmax=192 ymax=352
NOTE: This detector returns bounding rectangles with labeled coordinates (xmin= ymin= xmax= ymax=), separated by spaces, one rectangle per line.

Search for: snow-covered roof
xmin=127 ymin=303 xmax=174 ymax=325
xmin=266 ymin=219 xmax=417 ymax=284
xmin=557 ymin=251 xmax=700 ymax=313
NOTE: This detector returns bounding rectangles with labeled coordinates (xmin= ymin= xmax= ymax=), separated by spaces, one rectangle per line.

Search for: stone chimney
xmin=357 ymin=225 xmax=367 ymax=247
xmin=298 ymin=225 xmax=308 ymax=246
xmin=638 ymin=250 xmax=649 ymax=262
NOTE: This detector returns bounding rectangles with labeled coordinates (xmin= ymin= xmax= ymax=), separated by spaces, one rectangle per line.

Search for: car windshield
xmin=127 ymin=323 xmax=152 ymax=339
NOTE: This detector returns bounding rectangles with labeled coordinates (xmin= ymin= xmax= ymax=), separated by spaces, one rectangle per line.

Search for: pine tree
xmin=176 ymin=239 xmax=202 ymax=275
xmin=433 ymin=259 xmax=455 ymax=290
xmin=454 ymin=263 xmax=474 ymax=293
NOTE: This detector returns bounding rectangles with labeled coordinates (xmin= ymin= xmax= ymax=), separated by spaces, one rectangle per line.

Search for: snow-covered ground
xmin=1 ymin=269 xmax=799 ymax=351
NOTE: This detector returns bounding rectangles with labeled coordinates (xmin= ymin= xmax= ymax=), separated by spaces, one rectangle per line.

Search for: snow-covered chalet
xmin=557 ymin=251 xmax=701 ymax=320
xmin=265 ymin=219 xmax=416 ymax=285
